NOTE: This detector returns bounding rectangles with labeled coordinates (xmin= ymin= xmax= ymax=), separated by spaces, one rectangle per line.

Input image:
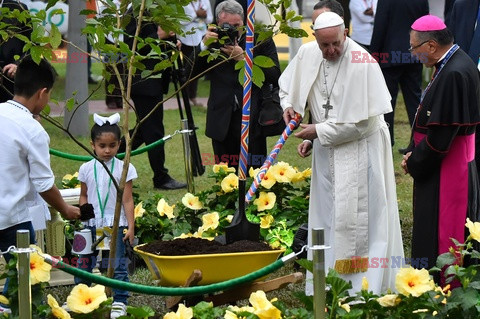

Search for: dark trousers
xmin=0 ymin=221 xmax=35 ymax=295
xmin=105 ymin=62 xmax=125 ymax=108
xmin=382 ymin=63 xmax=423 ymax=145
xmin=181 ymin=44 xmax=200 ymax=100
xmin=120 ymin=94 xmax=169 ymax=186
xmin=211 ymin=108 xmax=267 ymax=169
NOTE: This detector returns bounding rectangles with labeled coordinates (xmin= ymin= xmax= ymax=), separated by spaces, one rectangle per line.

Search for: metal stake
xmin=181 ymin=119 xmax=195 ymax=193
xmin=17 ymin=230 xmax=32 ymax=319
xmin=312 ymin=228 xmax=326 ymax=319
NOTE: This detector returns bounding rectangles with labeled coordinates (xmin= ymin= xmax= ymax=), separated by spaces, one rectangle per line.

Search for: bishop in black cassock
xmin=403 ymin=15 xmax=480 ymax=284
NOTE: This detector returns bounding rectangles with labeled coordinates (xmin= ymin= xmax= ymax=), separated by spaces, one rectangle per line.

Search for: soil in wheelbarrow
xmin=137 ymin=237 xmax=273 ymax=256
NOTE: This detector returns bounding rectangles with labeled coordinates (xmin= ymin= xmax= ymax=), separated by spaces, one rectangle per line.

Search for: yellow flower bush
xmin=377 ymin=294 xmax=401 ymax=307
xmin=66 ymin=284 xmax=107 ymax=314
xmin=202 ymin=212 xmax=220 ymax=231
xmin=221 ymin=173 xmax=238 ymax=193
xmin=212 ymin=162 xmax=236 ymax=174
xmin=47 ymin=294 xmax=72 ymax=319
xmin=260 ymin=214 xmax=274 ymax=229
xmin=182 ymin=193 xmax=203 ymax=210
xmin=253 ymin=192 xmax=276 ymax=211
xmin=466 ymin=217 xmax=480 ymax=242
xmin=249 ymin=290 xmax=282 ymax=319
xmin=28 ymin=245 xmax=51 ymax=285
xmin=134 ymin=201 xmax=145 ymax=219
xmin=163 ymin=303 xmax=193 ymax=319
xmin=157 ymin=198 xmax=175 ymax=219
xmin=395 ymin=267 xmax=435 ymax=297
xmin=270 ymin=161 xmax=296 ymax=183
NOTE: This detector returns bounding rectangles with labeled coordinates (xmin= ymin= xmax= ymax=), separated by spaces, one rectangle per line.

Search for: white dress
xmin=78 ymin=157 xmax=137 ymax=228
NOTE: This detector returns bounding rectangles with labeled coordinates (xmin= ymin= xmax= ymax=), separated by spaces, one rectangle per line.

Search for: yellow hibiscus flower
xmin=28 ymin=245 xmax=52 ymax=285
xmin=361 ymin=276 xmax=369 ymax=291
xmin=221 ymin=173 xmax=239 ymax=193
xmin=466 ymin=218 xmax=480 ymax=242
xmin=339 ymin=302 xmax=350 ymax=313
xmin=395 ymin=267 xmax=435 ymax=297
xmin=202 ymin=212 xmax=220 ymax=231
xmin=157 ymin=198 xmax=175 ymax=219
xmin=228 ymin=305 xmax=255 ymax=313
xmin=270 ymin=161 xmax=296 ymax=183
xmin=134 ymin=202 xmax=145 ymax=219
xmin=163 ymin=303 xmax=193 ymax=319
xmin=0 ymin=295 xmax=9 ymax=305
xmin=253 ymin=192 xmax=276 ymax=211
xmin=224 ymin=310 xmax=240 ymax=319
xmin=212 ymin=163 xmax=236 ymax=174
xmin=260 ymin=169 xmax=276 ymax=189
xmin=249 ymin=290 xmax=281 ymax=319
xmin=377 ymin=294 xmax=401 ymax=307
xmin=249 ymin=167 xmax=261 ymax=178
xmin=66 ymin=284 xmax=107 ymax=314
xmin=175 ymin=233 xmax=193 ymax=239
xmin=260 ymin=214 xmax=274 ymax=229
xmin=181 ymin=193 xmax=203 ymax=210
xmin=47 ymin=294 xmax=72 ymax=319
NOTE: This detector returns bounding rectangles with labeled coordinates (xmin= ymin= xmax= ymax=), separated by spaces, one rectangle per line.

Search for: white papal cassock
xmin=279 ymin=37 xmax=404 ymax=294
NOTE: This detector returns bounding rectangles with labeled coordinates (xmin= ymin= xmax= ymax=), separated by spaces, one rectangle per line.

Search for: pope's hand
xmin=294 ymin=123 xmax=318 ymax=140
xmin=297 ymin=140 xmax=312 ymax=158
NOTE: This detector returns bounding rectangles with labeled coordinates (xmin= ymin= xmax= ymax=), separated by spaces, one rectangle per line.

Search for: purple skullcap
xmin=411 ymin=15 xmax=446 ymax=32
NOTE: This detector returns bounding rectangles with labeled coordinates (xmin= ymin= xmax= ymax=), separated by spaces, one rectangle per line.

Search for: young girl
xmin=75 ymin=113 xmax=137 ymax=319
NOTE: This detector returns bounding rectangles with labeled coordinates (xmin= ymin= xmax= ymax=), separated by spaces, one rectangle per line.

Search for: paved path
xmin=49 ymin=97 xmax=209 ymax=117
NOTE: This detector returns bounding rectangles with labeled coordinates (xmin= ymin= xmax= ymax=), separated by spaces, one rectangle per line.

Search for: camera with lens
xmin=214 ymin=23 xmax=239 ymax=46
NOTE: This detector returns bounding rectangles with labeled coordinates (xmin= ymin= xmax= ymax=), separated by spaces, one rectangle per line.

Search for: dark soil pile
xmin=138 ymin=237 xmax=273 ymax=256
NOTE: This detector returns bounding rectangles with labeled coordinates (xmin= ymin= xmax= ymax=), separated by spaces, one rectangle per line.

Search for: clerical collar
xmin=6 ymin=100 xmax=31 ymax=115
xmin=435 ymin=44 xmax=455 ymax=68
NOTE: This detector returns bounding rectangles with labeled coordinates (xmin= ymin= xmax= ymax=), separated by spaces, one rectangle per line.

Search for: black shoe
xmin=155 ymin=178 xmax=187 ymax=190
xmin=398 ymin=148 xmax=408 ymax=154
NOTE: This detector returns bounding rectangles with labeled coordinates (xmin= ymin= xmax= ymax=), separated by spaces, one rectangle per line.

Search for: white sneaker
xmin=0 ymin=304 xmax=11 ymax=314
xmin=110 ymin=302 xmax=127 ymax=319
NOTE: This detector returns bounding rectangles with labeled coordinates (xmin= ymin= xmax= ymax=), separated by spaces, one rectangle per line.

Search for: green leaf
xmin=449 ymin=287 xmax=479 ymax=311
xmin=49 ymin=24 xmax=62 ymax=49
xmin=252 ymin=64 xmax=266 ymax=88
xmin=126 ymin=305 xmax=155 ymax=318
xmin=30 ymin=46 xmax=43 ymax=64
xmin=436 ymin=251 xmax=457 ymax=269
xmin=253 ymin=55 xmax=275 ymax=68
xmin=65 ymin=97 xmax=75 ymax=112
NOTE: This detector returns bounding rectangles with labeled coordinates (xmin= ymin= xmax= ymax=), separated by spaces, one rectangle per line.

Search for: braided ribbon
xmin=239 ymin=0 xmax=255 ymax=181
xmin=245 ymin=114 xmax=302 ymax=203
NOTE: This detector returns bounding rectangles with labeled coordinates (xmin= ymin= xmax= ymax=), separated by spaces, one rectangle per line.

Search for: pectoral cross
xmin=322 ymin=100 xmax=333 ymax=119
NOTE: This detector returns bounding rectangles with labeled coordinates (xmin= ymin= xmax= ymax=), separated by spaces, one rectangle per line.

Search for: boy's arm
xmin=122 ymin=180 xmax=135 ymax=244
xmin=40 ymin=185 xmax=80 ymax=220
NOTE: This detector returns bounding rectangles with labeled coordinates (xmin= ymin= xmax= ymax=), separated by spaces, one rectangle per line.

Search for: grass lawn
xmin=45 ymin=59 xmax=415 ymax=314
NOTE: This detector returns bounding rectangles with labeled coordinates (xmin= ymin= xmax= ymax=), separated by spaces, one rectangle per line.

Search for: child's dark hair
xmin=91 ymin=122 xmax=121 ymax=142
xmin=14 ymin=56 xmax=57 ymax=97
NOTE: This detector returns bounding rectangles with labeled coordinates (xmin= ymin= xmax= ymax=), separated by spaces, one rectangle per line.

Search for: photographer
xmin=187 ymin=0 xmax=280 ymax=168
